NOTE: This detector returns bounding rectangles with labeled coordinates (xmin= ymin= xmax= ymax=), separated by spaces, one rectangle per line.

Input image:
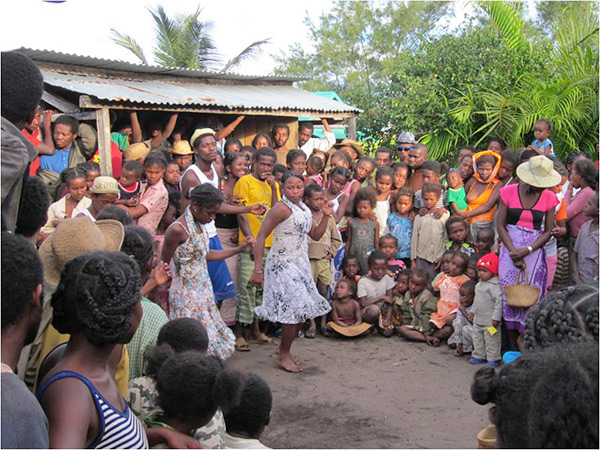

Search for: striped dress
xmin=37 ymin=370 xmax=148 ymax=449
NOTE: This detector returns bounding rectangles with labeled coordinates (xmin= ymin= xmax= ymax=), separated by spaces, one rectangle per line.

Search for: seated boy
xmin=397 ymin=269 xmax=439 ymax=346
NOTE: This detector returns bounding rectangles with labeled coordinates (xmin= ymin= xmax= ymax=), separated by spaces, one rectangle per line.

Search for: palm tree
xmin=111 ymin=5 xmax=270 ymax=72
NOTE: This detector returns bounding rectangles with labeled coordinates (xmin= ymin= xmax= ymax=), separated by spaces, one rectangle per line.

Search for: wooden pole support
xmin=348 ymin=116 xmax=357 ymax=140
xmin=95 ymin=107 xmax=112 ymax=176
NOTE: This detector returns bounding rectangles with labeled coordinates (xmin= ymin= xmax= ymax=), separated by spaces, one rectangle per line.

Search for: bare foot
xmin=276 ymin=356 xmax=302 ymax=373
xmin=453 ymin=346 xmax=463 ymax=357
xmin=275 ymin=347 xmax=299 ymax=365
xmin=431 ymin=337 xmax=441 ymax=347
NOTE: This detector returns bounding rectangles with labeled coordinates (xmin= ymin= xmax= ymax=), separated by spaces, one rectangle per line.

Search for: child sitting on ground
xmin=117 ymin=160 xmax=144 ymax=206
xmin=448 ymin=279 xmax=476 ymax=357
xmin=432 ymin=250 xmax=455 ymax=286
xmin=341 ymin=255 xmax=361 ymax=284
xmin=394 ymin=269 xmax=412 ymax=325
xmin=387 ymin=186 xmax=413 ymax=268
xmin=305 ymin=155 xmax=325 ymax=187
xmin=357 ymin=250 xmax=396 ymax=337
xmin=475 ymin=227 xmax=495 ymax=255
xmin=347 ymin=188 xmax=379 ymax=275
xmin=469 ymin=252 xmax=502 ymax=367
xmin=397 ymin=269 xmax=439 ymax=345
xmin=430 ymin=252 xmax=471 ymax=342
xmin=224 ymin=374 xmax=273 ymax=449
xmin=446 ymin=168 xmax=467 ymax=214
xmin=379 ymin=234 xmax=406 ymax=281
xmin=327 ymin=278 xmax=367 ymax=336
xmin=445 ymin=216 xmax=475 ymax=256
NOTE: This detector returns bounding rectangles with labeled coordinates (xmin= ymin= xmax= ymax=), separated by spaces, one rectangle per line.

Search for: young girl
xmin=74 ymin=176 xmax=120 ymax=221
xmin=164 ymin=160 xmax=181 ymax=194
xmin=37 ymin=251 xmax=149 ymax=449
xmin=251 ymin=172 xmax=333 ymax=373
xmin=374 ymin=166 xmax=394 ymax=236
xmin=160 ymin=184 xmax=254 ymax=359
xmin=447 ymin=168 xmax=467 ymax=214
xmin=41 ymin=168 xmax=91 ymax=234
xmin=324 ymin=166 xmax=351 ymax=224
xmin=392 ymin=162 xmax=409 ymax=191
xmin=386 ymin=186 xmax=413 ymax=268
xmin=286 ymin=150 xmax=307 ymax=174
xmin=77 ymin=161 xmax=101 ymax=195
xmin=305 ymin=155 xmax=325 ymax=187
xmin=330 ymin=150 xmax=353 ymax=171
xmin=347 ymin=188 xmax=379 ymax=276
xmin=430 ymin=251 xmax=471 ymax=342
xmin=379 ymin=234 xmax=406 ymax=280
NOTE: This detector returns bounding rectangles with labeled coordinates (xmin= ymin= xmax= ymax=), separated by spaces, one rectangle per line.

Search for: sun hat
xmin=328 ymin=321 xmax=372 ymax=337
xmin=90 ymin=176 xmax=120 ymax=195
xmin=397 ymin=131 xmax=416 ymax=145
xmin=190 ymin=128 xmax=216 ymax=148
xmin=516 ymin=155 xmax=562 ymax=188
xmin=334 ymin=139 xmax=364 ymax=158
xmin=39 ymin=217 xmax=125 ymax=286
xmin=123 ymin=142 xmax=150 ymax=162
xmin=169 ymin=140 xmax=194 ymax=156
xmin=477 ymin=252 xmax=499 ymax=276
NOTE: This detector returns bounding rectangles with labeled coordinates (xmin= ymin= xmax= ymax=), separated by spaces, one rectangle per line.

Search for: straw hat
xmin=39 ymin=217 xmax=125 ymax=286
xmin=190 ymin=128 xmax=216 ymax=147
xmin=169 ymin=140 xmax=194 ymax=156
xmin=334 ymin=139 xmax=364 ymax=158
xmin=90 ymin=176 xmax=120 ymax=195
xmin=123 ymin=142 xmax=150 ymax=162
xmin=516 ymin=155 xmax=561 ymax=188
xmin=328 ymin=321 xmax=372 ymax=337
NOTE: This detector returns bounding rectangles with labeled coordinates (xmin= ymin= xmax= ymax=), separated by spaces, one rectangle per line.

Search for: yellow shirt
xmin=233 ymin=174 xmax=280 ymax=247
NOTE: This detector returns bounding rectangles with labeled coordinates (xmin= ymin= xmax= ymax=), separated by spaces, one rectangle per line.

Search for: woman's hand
xmin=513 ymin=259 xmax=527 ymax=270
xmin=251 ymin=272 xmax=264 ymax=288
xmin=321 ymin=200 xmax=334 ymax=217
xmin=509 ymin=247 xmax=529 ymax=262
xmin=154 ymin=261 xmax=172 ymax=286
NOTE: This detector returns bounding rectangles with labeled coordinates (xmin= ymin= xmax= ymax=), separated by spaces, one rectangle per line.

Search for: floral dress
xmin=255 ymin=197 xmax=332 ymax=324
xmin=169 ymin=207 xmax=235 ymax=359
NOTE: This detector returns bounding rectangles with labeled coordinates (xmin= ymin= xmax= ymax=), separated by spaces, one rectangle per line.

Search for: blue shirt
xmin=386 ymin=213 xmax=413 ymax=259
xmin=40 ymin=145 xmax=71 ymax=173
xmin=532 ymin=138 xmax=554 ymax=157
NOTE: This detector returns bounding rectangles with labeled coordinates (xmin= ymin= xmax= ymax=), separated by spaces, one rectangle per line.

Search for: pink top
xmin=137 ymin=180 xmax=169 ymax=236
xmin=500 ymin=184 xmax=558 ymax=231
xmin=566 ymin=186 xmax=595 ymax=237
xmin=342 ymin=179 xmax=359 ymax=196
xmin=307 ymin=174 xmax=323 ymax=187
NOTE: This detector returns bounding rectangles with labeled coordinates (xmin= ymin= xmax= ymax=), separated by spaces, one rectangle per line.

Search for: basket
xmin=477 ymin=424 xmax=497 ymax=449
xmin=504 ymin=269 xmax=540 ymax=308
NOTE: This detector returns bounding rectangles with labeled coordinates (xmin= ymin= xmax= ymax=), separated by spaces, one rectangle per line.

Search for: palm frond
xmin=221 ymin=39 xmax=272 ymax=73
xmin=149 ymin=5 xmax=181 ymax=67
xmin=110 ymin=29 xmax=148 ymax=65
xmin=479 ymin=1 xmax=531 ymax=54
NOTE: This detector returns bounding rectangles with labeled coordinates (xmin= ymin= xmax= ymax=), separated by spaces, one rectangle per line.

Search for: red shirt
xmin=22 ymin=129 xmax=40 ymax=176
xmin=91 ymin=141 xmax=123 ymax=179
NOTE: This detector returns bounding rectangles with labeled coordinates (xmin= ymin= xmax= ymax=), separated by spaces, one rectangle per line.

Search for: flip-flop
xmin=248 ymin=333 xmax=277 ymax=345
xmin=305 ymin=326 xmax=316 ymax=339
xmin=235 ymin=337 xmax=251 ymax=352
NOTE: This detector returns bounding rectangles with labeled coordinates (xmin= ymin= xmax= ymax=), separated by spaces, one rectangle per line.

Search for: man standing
xmin=407 ymin=143 xmax=429 ymax=192
xmin=1 ymin=233 xmax=48 ymax=448
xmin=271 ymin=123 xmax=290 ymax=165
xmin=298 ymin=119 xmax=336 ymax=157
xmin=396 ymin=131 xmax=416 ymax=164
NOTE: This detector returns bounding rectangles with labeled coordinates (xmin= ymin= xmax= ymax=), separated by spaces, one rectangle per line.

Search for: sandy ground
xmin=228 ymin=333 xmax=490 ymax=449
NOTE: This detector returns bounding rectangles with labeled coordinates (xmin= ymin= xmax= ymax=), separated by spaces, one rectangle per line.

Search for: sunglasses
xmin=396 ymin=146 xmax=411 ymax=152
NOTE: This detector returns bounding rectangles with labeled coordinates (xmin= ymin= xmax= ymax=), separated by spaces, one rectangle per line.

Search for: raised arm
xmin=162 ymin=113 xmax=179 ymax=140
xmin=215 ymin=115 xmax=245 ymax=141
xmin=36 ymin=110 xmax=57 ymax=155
xmin=130 ymin=111 xmax=142 ymax=143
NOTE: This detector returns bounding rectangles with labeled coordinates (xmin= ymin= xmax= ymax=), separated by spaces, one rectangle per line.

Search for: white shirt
xmin=181 ymin=163 xmax=219 ymax=238
xmin=225 ymin=434 xmax=270 ymax=449
xmin=300 ymin=130 xmax=336 ymax=156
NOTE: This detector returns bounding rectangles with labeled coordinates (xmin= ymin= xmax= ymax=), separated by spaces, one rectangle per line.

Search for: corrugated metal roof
xmin=14 ymin=47 xmax=305 ymax=83
xmin=40 ymin=68 xmax=361 ymax=114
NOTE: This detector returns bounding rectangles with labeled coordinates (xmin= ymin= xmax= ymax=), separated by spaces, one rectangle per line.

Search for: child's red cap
xmin=477 ymin=252 xmax=499 ymax=276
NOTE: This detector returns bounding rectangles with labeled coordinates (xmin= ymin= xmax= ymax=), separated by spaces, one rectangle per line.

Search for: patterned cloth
xmin=386 ymin=213 xmax=412 ymax=259
xmin=430 ymin=274 xmax=470 ymax=329
xmin=347 ymin=219 xmax=376 ymax=276
xmin=255 ymin=197 xmax=331 ymax=324
xmin=236 ymin=251 xmax=268 ymax=325
xmin=169 ymin=207 xmax=235 ymax=359
xmin=127 ymin=377 xmax=225 ymax=449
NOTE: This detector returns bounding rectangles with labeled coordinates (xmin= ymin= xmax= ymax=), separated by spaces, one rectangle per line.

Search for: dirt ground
xmin=228 ymin=333 xmax=490 ymax=449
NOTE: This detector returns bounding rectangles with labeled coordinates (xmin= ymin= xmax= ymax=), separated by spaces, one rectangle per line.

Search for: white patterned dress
xmin=169 ymin=207 xmax=235 ymax=359
xmin=255 ymin=197 xmax=332 ymax=324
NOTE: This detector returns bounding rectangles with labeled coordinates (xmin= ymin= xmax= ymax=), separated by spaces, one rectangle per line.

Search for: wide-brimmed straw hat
xmin=516 ymin=155 xmax=561 ymax=188
xmin=123 ymin=142 xmax=150 ymax=162
xmin=169 ymin=140 xmax=194 ymax=156
xmin=328 ymin=321 xmax=372 ymax=337
xmin=334 ymin=139 xmax=364 ymax=158
xmin=190 ymin=128 xmax=216 ymax=148
xmin=39 ymin=217 xmax=125 ymax=286
xmin=90 ymin=176 xmax=119 ymax=195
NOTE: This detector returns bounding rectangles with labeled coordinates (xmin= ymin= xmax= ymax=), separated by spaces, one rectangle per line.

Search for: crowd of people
xmin=1 ymin=51 xmax=598 ymax=449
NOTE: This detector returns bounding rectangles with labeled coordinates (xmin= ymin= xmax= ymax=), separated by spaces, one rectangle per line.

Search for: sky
xmin=1 ymin=0 xmax=338 ymax=75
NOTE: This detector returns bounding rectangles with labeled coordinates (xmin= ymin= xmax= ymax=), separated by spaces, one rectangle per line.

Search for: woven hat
xmin=190 ymin=128 xmax=216 ymax=148
xmin=397 ymin=131 xmax=416 ymax=144
xmin=516 ymin=155 xmax=562 ymax=188
xmin=169 ymin=140 xmax=194 ymax=156
xmin=334 ymin=139 xmax=364 ymax=158
xmin=123 ymin=142 xmax=150 ymax=162
xmin=90 ymin=176 xmax=119 ymax=195
xmin=328 ymin=321 xmax=372 ymax=337
xmin=39 ymin=217 xmax=125 ymax=286
xmin=477 ymin=252 xmax=499 ymax=276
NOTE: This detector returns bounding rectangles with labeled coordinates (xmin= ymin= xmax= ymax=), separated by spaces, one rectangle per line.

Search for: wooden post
xmin=96 ymin=107 xmax=112 ymax=176
xmin=348 ymin=116 xmax=357 ymax=140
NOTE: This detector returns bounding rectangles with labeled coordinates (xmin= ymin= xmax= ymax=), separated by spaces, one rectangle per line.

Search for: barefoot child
xmin=327 ymin=278 xmax=370 ymax=337
xmin=448 ymin=279 xmax=476 ymax=357
xmin=430 ymin=252 xmax=471 ymax=342
xmin=387 ymin=186 xmax=413 ymax=268
xmin=393 ymin=269 xmax=411 ymax=326
xmin=469 ymin=252 xmax=502 ymax=367
xmin=347 ymin=188 xmax=379 ymax=276
xmin=357 ymin=250 xmax=396 ymax=337
xmin=397 ymin=269 xmax=439 ymax=345
xmin=374 ymin=166 xmax=394 ymax=236
xmin=252 ymin=172 xmax=333 ymax=373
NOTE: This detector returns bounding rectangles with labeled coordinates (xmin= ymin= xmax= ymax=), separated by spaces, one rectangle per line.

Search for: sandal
xmin=248 ymin=333 xmax=277 ymax=345
xmin=234 ymin=337 xmax=251 ymax=352
xmin=305 ymin=326 xmax=316 ymax=339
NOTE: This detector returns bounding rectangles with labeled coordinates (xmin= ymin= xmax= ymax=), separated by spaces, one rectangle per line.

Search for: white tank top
xmin=181 ymin=164 xmax=219 ymax=237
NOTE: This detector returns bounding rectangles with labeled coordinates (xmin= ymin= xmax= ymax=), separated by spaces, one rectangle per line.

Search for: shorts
xmin=207 ymin=235 xmax=236 ymax=303
xmin=310 ymin=259 xmax=332 ymax=285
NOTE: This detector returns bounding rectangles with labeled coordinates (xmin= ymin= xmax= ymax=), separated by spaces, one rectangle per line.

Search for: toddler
xmin=445 ymin=216 xmax=475 ymax=256
xmin=397 ymin=269 xmax=439 ymax=345
xmin=446 ymin=168 xmax=467 ymax=213
xmin=328 ymin=278 xmax=364 ymax=333
xmin=357 ymin=250 xmax=396 ymax=337
xmin=475 ymin=228 xmax=494 ymax=254
xmin=469 ymin=252 xmax=502 ymax=367
xmin=448 ymin=279 xmax=476 ymax=356
xmin=347 ymin=188 xmax=378 ymax=275
xmin=430 ymin=251 xmax=471 ymax=342
xmin=387 ymin=186 xmax=413 ymax=268
xmin=305 ymin=155 xmax=325 ymax=187
xmin=527 ymin=118 xmax=555 ymax=158
xmin=342 ymin=255 xmax=361 ymax=284
xmin=117 ymin=160 xmax=143 ymax=206
xmin=163 ymin=161 xmax=181 ymax=194
xmin=410 ymin=183 xmax=449 ymax=281
xmin=433 ymin=251 xmax=455 ymax=287
xmin=380 ymin=234 xmax=406 ymax=281
xmin=286 ymin=150 xmax=307 ymax=174
xmin=374 ymin=167 xmax=394 ymax=236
